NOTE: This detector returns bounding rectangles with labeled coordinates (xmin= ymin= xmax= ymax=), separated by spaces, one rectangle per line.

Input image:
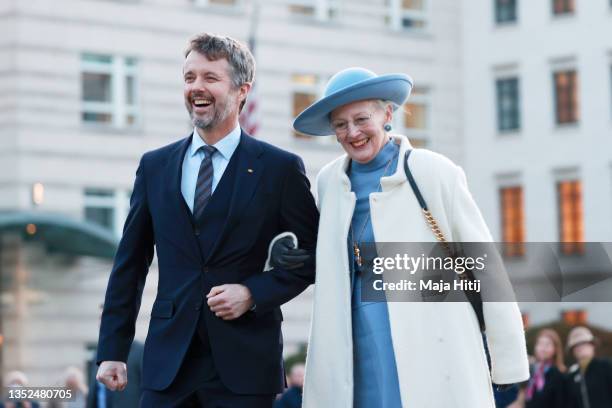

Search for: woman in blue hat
xmin=273 ymin=67 xmax=530 ymax=408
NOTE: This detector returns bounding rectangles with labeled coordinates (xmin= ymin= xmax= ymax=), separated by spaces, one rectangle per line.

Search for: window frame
xmin=556 ymin=178 xmax=584 ymax=255
xmin=193 ymin=0 xmax=244 ymax=8
xmin=81 ymin=53 xmax=140 ymax=129
xmin=291 ymin=73 xmax=331 ymax=142
xmin=387 ymin=0 xmax=429 ymax=33
xmin=287 ymin=0 xmax=340 ymax=22
xmin=552 ymin=68 xmax=579 ymax=126
xmin=552 ymin=0 xmax=575 ymax=16
xmin=84 ymin=188 xmax=131 ymax=238
xmin=499 ymin=185 xmax=525 ymax=257
xmin=394 ymin=86 xmax=430 ymax=147
xmin=494 ymin=0 xmax=517 ymax=24
xmin=495 ymin=76 xmax=521 ymax=133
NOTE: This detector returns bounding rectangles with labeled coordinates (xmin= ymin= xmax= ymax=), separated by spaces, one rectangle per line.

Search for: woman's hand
xmin=270 ymin=236 xmax=313 ymax=270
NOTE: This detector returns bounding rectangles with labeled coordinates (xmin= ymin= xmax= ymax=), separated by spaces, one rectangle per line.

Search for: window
xmin=552 ymin=0 xmax=574 ymax=15
xmin=288 ymin=0 xmax=339 ymax=21
xmin=292 ymin=74 xmax=319 ymax=139
xmin=84 ymin=189 xmax=115 ymax=232
xmin=495 ymin=0 xmax=517 ymax=24
xmin=84 ymin=188 xmax=130 ymax=237
xmin=496 ymin=77 xmax=521 ymax=132
xmin=557 ymin=180 xmax=584 ymax=255
xmin=399 ymin=87 xmax=429 ymax=146
xmin=387 ymin=0 xmax=428 ymax=32
xmin=500 ymin=186 xmax=525 ymax=257
xmin=553 ymin=69 xmax=579 ymax=125
xmin=193 ymin=0 xmax=241 ymax=6
xmin=81 ymin=53 xmax=139 ymax=128
xmin=562 ymin=309 xmax=587 ymax=325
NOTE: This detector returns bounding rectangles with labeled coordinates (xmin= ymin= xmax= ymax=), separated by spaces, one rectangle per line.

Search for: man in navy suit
xmin=95 ymin=33 xmax=318 ymax=407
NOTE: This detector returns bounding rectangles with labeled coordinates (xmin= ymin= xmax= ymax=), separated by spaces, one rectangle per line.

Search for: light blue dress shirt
xmin=181 ymin=125 xmax=241 ymax=213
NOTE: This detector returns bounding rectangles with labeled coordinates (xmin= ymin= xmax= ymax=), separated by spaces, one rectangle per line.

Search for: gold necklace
xmin=350 ymin=155 xmax=395 ymax=269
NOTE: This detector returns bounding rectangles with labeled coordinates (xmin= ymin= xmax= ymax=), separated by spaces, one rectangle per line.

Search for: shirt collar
xmin=189 ymin=124 xmax=242 ymax=160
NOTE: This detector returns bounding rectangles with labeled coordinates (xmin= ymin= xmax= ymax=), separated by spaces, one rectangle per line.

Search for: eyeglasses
xmin=330 ymin=113 xmax=374 ymax=135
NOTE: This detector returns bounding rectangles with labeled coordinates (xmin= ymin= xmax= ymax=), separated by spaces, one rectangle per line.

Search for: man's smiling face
xmin=183 ymin=51 xmax=240 ymax=131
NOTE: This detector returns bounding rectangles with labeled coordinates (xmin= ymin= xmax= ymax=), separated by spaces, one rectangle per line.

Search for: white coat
xmin=302 ymin=135 xmax=529 ymax=408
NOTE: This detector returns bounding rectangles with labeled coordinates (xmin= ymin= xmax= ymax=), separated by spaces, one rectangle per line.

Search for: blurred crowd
xmin=1 ymin=325 xmax=610 ymax=408
xmin=495 ymin=326 xmax=612 ymax=408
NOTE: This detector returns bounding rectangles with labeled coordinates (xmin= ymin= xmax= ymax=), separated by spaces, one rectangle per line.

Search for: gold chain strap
xmin=422 ymin=209 xmax=470 ymax=281
xmin=422 ymin=208 xmax=450 ymax=252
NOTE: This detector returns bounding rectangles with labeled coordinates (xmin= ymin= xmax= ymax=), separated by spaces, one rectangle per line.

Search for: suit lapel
xmin=163 ymin=134 xmax=202 ymax=262
xmin=205 ymin=131 xmax=263 ymax=263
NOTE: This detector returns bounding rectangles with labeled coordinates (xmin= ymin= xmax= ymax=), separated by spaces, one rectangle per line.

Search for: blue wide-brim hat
xmin=293 ymin=67 xmax=413 ymax=136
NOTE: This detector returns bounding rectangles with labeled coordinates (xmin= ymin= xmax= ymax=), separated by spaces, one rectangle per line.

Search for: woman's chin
xmin=349 ymin=149 xmax=376 ymax=164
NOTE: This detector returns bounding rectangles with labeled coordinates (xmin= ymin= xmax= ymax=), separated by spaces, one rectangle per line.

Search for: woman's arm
xmin=449 ymin=165 xmax=530 ymax=385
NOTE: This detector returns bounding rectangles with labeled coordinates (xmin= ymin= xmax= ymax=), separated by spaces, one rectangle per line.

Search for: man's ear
xmin=239 ymin=82 xmax=253 ymax=103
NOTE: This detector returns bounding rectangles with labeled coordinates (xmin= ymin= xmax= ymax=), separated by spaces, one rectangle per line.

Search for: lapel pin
xmin=247 ymin=168 xmax=254 ymax=173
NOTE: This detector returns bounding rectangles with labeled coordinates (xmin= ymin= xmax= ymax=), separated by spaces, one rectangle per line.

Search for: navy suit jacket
xmin=96 ymin=130 xmax=318 ymax=395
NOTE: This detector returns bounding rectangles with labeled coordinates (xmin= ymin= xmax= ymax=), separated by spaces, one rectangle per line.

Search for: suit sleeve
xmin=450 ymin=165 xmax=530 ymax=385
xmin=96 ymin=156 xmax=155 ymax=364
xmin=243 ymin=155 xmax=319 ymax=315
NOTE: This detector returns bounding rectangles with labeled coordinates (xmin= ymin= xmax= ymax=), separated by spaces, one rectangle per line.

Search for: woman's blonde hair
xmin=535 ymin=329 xmax=566 ymax=372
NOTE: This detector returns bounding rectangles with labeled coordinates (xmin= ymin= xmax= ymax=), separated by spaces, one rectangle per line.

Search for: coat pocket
xmin=150 ymin=299 xmax=174 ymax=319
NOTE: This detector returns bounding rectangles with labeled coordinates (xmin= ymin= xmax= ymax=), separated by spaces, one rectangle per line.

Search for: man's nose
xmin=188 ymin=77 xmax=207 ymax=92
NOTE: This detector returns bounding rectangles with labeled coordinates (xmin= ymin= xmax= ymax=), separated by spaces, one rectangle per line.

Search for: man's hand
xmin=207 ymin=284 xmax=253 ymax=320
xmin=96 ymin=361 xmax=127 ymax=391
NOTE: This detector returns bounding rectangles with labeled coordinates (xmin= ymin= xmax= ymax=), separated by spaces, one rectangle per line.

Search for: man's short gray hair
xmin=184 ymin=33 xmax=256 ymax=89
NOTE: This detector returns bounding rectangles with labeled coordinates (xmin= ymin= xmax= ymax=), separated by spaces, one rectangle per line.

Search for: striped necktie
xmin=193 ymin=145 xmax=217 ymax=219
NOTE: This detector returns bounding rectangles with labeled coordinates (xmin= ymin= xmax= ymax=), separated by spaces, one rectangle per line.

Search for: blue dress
xmin=348 ymin=140 xmax=403 ymax=408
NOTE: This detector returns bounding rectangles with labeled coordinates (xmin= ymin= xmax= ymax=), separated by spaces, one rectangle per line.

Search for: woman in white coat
xmin=277 ymin=67 xmax=530 ymax=408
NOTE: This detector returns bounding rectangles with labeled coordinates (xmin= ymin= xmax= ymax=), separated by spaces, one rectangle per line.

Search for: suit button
xmin=202 ymin=267 xmax=209 ymax=273
xmin=194 ymin=228 xmax=200 ymax=236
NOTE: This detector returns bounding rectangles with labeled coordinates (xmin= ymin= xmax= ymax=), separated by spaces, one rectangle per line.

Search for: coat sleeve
xmin=96 ymin=156 xmax=155 ymax=364
xmin=243 ymin=155 xmax=319 ymax=314
xmin=314 ymin=166 xmax=327 ymax=211
xmin=449 ymin=165 xmax=530 ymax=385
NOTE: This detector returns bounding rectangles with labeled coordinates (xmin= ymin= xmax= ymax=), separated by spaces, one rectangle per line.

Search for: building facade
xmin=0 ymin=0 xmax=463 ymax=384
xmin=463 ymin=0 xmax=612 ymax=330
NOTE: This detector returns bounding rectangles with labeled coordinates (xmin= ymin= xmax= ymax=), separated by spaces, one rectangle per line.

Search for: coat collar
xmin=335 ymin=134 xmax=413 ymax=192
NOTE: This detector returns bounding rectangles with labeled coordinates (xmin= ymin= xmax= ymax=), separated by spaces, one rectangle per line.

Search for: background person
xmin=565 ymin=326 xmax=612 ymax=408
xmin=524 ymin=329 xmax=566 ymax=408
xmin=49 ymin=366 xmax=88 ymax=408
xmin=0 ymin=371 xmax=40 ymax=408
xmin=274 ymin=363 xmax=304 ymax=408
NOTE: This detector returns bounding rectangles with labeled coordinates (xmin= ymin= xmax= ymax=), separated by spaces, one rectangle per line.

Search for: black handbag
xmin=403 ymin=149 xmax=486 ymax=331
